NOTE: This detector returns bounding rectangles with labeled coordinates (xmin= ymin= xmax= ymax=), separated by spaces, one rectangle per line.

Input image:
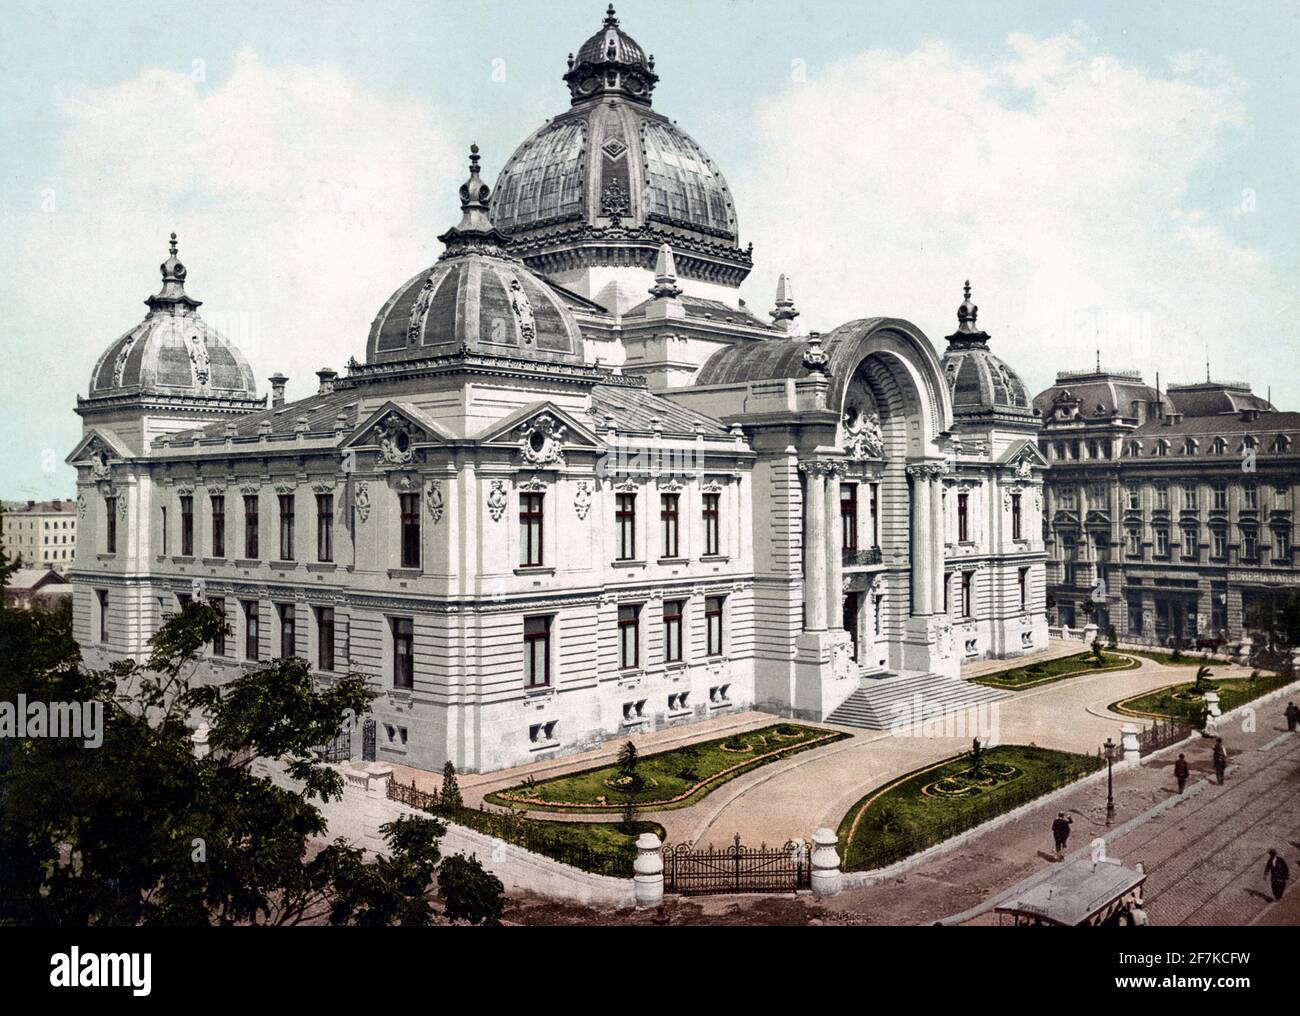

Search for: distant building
xmin=1033 ymin=368 xmax=1299 ymax=644
xmin=3 ymin=567 xmax=72 ymax=610
xmin=1 ymin=498 xmax=79 ymax=573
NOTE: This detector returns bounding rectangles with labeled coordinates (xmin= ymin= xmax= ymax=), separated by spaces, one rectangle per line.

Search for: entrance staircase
xmin=824 ymin=670 xmax=1010 ymax=731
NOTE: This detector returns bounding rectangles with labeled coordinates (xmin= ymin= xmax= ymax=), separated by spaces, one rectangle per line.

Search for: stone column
xmin=802 ymin=462 xmax=828 ymax=632
xmin=633 ymin=833 xmax=664 ymax=909
xmin=1120 ymin=723 xmax=1141 ymax=767
xmin=861 ymin=475 xmax=875 ymax=550
xmin=930 ymin=472 xmax=947 ymax=612
xmin=908 ymin=465 xmax=933 ymax=615
xmin=825 ymin=467 xmax=843 ymax=631
xmin=810 ymin=827 xmax=842 ymax=897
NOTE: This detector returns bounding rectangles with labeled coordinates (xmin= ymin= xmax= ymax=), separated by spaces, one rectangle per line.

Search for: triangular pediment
xmin=476 ymin=402 xmax=603 ymax=449
xmin=342 ymin=401 xmax=454 ymax=451
xmin=997 ymin=438 xmax=1049 ymax=471
xmin=66 ymin=428 xmax=130 ymax=468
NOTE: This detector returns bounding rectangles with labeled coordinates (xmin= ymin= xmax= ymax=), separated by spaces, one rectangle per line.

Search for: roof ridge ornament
xmin=802 ymin=331 xmax=830 ymax=375
xmin=944 ymin=279 xmax=989 ymax=348
xmin=648 ymin=241 xmax=682 ymax=299
xmin=770 ymin=273 xmax=799 ymax=332
xmin=438 ymin=143 xmax=513 ymax=258
xmin=146 ymin=231 xmax=202 ymax=313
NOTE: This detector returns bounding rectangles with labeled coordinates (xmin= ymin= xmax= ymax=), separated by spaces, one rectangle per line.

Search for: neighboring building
xmin=3 ymin=567 xmax=72 ymax=610
xmin=67 ymin=7 xmax=1045 ymax=774
xmin=1 ymin=498 xmax=79 ymax=572
xmin=1034 ymin=368 xmax=1300 ymax=643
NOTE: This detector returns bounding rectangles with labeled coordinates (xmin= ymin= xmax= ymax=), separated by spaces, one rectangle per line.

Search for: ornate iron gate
xmin=362 ymin=719 xmax=376 ymax=761
xmin=664 ymin=835 xmax=810 ymax=895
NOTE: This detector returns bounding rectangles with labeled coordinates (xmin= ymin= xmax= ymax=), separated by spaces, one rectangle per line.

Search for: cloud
xmin=737 ymin=25 xmax=1280 ymax=404
xmin=2 ymin=50 xmax=455 ymax=495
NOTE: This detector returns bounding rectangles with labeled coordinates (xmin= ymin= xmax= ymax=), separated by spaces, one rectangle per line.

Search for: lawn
xmin=1120 ymin=648 xmax=1219 ymax=667
xmin=1113 ymin=669 xmax=1297 ymax=727
xmin=836 ymin=744 xmax=1103 ymax=872
xmin=484 ymin=723 xmax=848 ymax=813
xmin=973 ymin=650 xmax=1137 ymax=690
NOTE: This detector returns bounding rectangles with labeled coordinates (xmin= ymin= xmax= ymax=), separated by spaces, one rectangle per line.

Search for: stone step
xmin=825 ymin=672 xmax=1010 ymax=731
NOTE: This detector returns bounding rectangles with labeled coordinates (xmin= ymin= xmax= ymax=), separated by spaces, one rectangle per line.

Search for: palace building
xmin=1033 ymin=368 xmax=1300 ymax=645
xmin=67 ymin=6 xmax=1046 ymax=773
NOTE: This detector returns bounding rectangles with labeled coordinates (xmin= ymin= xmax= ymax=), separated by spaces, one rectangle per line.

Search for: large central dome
xmin=489 ymin=5 xmax=751 ymax=312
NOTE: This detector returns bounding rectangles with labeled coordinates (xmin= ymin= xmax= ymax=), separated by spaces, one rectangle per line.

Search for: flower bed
xmin=485 ymin=723 xmax=848 ymax=813
xmin=1112 ymin=670 xmax=1296 ymax=727
xmin=836 ymin=745 xmax=1103 ymax=872
xmin=972 ymin=651 xmax=1137 ymax=690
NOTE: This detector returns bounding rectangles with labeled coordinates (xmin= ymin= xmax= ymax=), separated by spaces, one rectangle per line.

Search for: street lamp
xmin=1103 ymin=737 xmax=1116 ymax=826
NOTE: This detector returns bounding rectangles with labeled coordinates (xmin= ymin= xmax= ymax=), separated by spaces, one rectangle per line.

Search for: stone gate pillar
xmin=633 ymin=833 xmax=664 ymax=909
xmin=810 ymin=827 xmax=842 ymax=897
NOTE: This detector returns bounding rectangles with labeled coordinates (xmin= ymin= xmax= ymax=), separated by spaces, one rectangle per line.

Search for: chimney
xmin=52 ymin=499 xmax=62 ymax=510
xmin=268 ymin=373 xmax=288 ymax=408
xmin=315 ymin=367 xmax=338 ymax=395
xmin=26 ymin=500 xmax=35 ymax=509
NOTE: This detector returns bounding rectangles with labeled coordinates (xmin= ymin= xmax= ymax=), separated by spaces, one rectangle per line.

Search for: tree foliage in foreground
xmin=0 ymin=597 xmax=472 ymax=925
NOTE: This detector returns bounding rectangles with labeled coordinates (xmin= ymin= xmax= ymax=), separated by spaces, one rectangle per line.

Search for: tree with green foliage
xmin=437 ymin=854 xmax=505 ymax=925
xmin=1194 ymin=664 xmax=1213 ymax=694
xmin=0 ymin=599 xmax=457 ymax=925
xmin=970 ymin=737 xmax=984 ymax=778
xmin=440 ymin=759 xmax=463 ymax=809
xmin=617 ymin=739 xmax=639 ymax=778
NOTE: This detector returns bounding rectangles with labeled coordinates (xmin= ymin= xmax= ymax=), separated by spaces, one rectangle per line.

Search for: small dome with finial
xmin=85 ymin=233 xmax=259 ymax=405
xmin=367 ymin=146 xmax=584 ymax=365
xmin=564 ymin=4 xmax=658 ymax=105
xmin=938 ymin=281 xmax=1032 ymax=419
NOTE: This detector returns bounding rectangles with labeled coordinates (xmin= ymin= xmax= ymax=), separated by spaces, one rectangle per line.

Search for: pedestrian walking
xmin=1265 ymin=849 xmax=1290 ymax=902
xmin=1212 ymin=738 xmax=1227 ymax=785
xmin=1285 ymin=701 xmax=1299 ymax=733
xmin=1173 ymin=753 xmax=1190 ymax=793
xmin=1051 ymin=812 xmax=1073 ymax=859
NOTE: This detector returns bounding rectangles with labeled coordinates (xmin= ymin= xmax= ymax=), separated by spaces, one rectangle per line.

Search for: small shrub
xmin=441 ymin=760 xmax=463 ymax=808
xmin=724 ymin=733 xmax=746 ymax=751
xmin=438 ymin=854 xmax=505 ymax=926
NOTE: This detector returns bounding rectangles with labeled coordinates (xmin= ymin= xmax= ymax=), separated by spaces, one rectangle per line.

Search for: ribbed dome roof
xmin=87 ymin=234 xmax=259 ymax=404
xmin=939 ymin=282 xmax=1032 ymax=419
xmin=564 ymin=4 xmax=658 ymax=107
xmin=366 ymin=147 xmax=584 ymax=366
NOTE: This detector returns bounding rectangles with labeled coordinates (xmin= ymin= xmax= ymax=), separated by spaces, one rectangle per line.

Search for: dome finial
xmin=770 ymin=273 xmax=800 ymax=332
xmin=563 ymin=3 xmax=658 ymax=106
xmin=148 ymin=229 xmax=199 ymax=312
xmin=438 ymin=144 xmax=510 ymax=255
xmin=604 ymin=3 xmax=619 ymax=28
xmin=169 ymin=232 xmax=179 ymax=258
xmin=956 ymin=279 xmax=979 ymax=330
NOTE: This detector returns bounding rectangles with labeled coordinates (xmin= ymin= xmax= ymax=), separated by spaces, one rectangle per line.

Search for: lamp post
xmin=1104 ymin=737 xmax=1116 ymax=826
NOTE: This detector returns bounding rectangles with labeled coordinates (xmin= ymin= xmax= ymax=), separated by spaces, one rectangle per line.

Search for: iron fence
xmin=664 ymin=834 xmax=810 ymax=895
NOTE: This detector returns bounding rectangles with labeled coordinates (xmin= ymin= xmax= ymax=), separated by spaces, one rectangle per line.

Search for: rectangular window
xmin=1244 ymin=484 xmax=1258 ymax=510
xmin=957 ymin=492 xmax=969 ymax=542
xmin=1127 ymin=596 xmax=1143 ymax=634
xmin=523 ymin=615 xmax=551 ymax=688
xmin=618 ymin=604 xmax=640 ymax=669
xmin=1182 ymin=483 xmax=1197 ymax=511
xmin=1154 ymin=528 xmax=1169 ymax=557
xmin=660 ymin=493 xmax=680 ymax=558
xmin=1154 ymin=483 xmax=1169 ymax=511
xmin=1242 ymin=528 xmax=1257 ymax=561
xmin=841 ymin=483 xmax=858 ymax=552
xmin=316 ymin=493 xmax=333 ymax=563
xmin=869 ymin=483 xmax=880 ymax=547
xmin=1127 ymin=527 xmax=1142 ymax=556
xmin=243 ymin=600 xmax=259 ymax=660
xmin=179 ymin=495 xmax=194 ymax=556
xmin=1018 ymin=568 xmax=1028 ymax=611
xmin=702 ymin=492 xmax=720 ymax=556
xmin=1059 ymin=486 xmax=1076 ymax=510
xmin=1126 ymin=485 xmax=1141 ymax=511
xmin=278 ymin=603 xmax=295 ymax=660
xmin=520 ymin=492 xmax=544 ymax=567
xmin=160 ymin=505 xmax=168 ymax=556
xmin=663 ymin=599 xmax=684 ymax=663
xmin=210 ymin=495 xmax=225 ymax=559
xmin=97 ymin=589 xmax=109 ymax=643
xmin=615 ymin=493 xmax=637 ymax=561
xmin=1276 ymin=529 xmax=1292 ymax=561
xmin=1213 ymin=482 xmax=1228 ymax=510
xmin=1011 ymin=492 xmax=1022 ymax=541
xmin=317 ymin=606 xmax=335 ymax=672
xmin=1212 ymin=528 xmax=1227 ymax=559
xmin=1182 ymin=528 xmax=1197 ymax=558
xmin=393 ymin=617 xmax=414 ymax=690
xmin=211 ymin=597 xmax=227 ymax=657
xmin=960 ymin=571 xmax=973 ymax=618
xmin=278 ymin=493 xmax=295 ymax=561
xmin=104 ymin=497 xmax=117 ymax=554
xmin=244 ymin=495 xmax=259 ymax=559
xmin=705 ymin=595 xmax=724 ymax=656
xmin=399 ymin=492 xmax=420 ymax=569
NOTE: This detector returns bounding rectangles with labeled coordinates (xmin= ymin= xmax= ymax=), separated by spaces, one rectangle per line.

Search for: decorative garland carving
xmin=574 ymin=480 xmax=593 ymax=520
xmin=354 ymin=482 xmax=370 ymax=523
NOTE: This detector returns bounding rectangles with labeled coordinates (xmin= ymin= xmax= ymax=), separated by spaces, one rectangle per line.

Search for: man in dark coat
xmin=1285 ymin=702 xmax=1299 ymax=733
xmin=1173 ymin=753 xmax=1190 ymax=793
xmin=1051 ymin=812 xmax=1073 ymax=859
xmin=1265 ymin=849 xmax=1290 ymax=901
xmin=1212 ymin=738 xmax=1228 ymax=785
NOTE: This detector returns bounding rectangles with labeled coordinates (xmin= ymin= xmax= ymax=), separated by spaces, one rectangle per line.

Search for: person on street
xmin=1285 ymin=701 xmax=1299 ymax=733
xmin=1173 ymin=753 xmax=1190 ymax=793
xmin=1265 ymin=849 xmax=1290 ymax=902
xmin=1051 ymin=812 xmax=1073 ymax=859
xmin=1212 ymin=738 xmax=1228 ymax=785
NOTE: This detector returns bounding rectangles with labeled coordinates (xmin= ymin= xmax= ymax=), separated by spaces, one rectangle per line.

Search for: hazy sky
xmin=2 ymin=0 xmax=1297 ymax=498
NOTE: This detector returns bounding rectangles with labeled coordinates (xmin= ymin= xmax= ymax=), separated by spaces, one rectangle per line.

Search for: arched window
xmin=1211 ymin=437 xmax=1227 ymax=455
xmin=1182 ymin=437 xmax=1198 ymax=455
xmin=1155 ymin=439 xmax=1170 ymax=457
xmin=1271 ymin=434 xmax=1292 ymax=453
